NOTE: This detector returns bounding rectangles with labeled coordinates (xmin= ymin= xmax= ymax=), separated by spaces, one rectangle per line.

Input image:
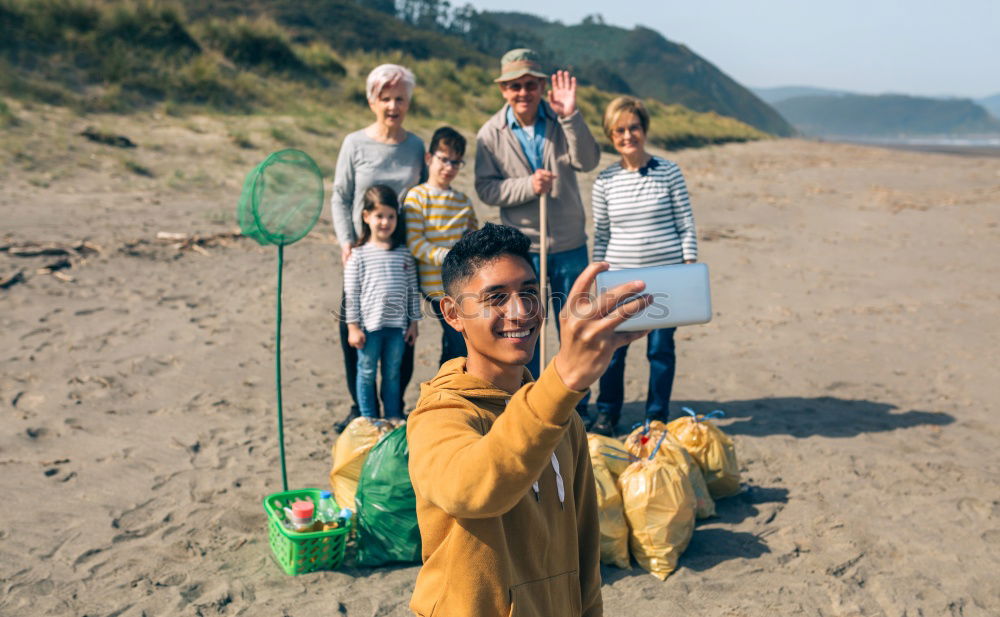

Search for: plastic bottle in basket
xmin=285 ymin=499 xmax=316 ymax=532
xmin=317 ymin=490 xmax=338 ymax=522
xmin=338 ymin=507 xmax=353 ymax=525
xmin=318 ymin=491 xmax=346 ymax=530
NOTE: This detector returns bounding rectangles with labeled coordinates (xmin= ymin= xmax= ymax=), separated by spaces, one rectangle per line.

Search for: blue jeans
xmin=596 ymin=327 xmax=676 ymax=425
xmin=356 ymin=328 xmax=405 ymax=419
xmin=430 ymin=298 xmax=467 ymax=365
xmin=528 ymin=245 xmax=590 ymax=415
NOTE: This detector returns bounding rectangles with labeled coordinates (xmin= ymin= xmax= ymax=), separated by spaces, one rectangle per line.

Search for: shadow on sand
xmin=600 ymin=484 xmax=787 ymax=581
xmin=611 ymin=396 xmax=953 ymax=439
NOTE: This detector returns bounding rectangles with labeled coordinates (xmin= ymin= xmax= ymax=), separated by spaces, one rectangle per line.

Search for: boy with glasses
xmin=404 ymin=126 xmax=479 ymax=365
xmin=474 ymin=47 xmax=601 ymax=419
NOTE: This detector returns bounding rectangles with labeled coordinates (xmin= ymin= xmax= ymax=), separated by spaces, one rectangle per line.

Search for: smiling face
xmin=609 ymin=111 xmax=647 ymax=159
xmin=499 ymin=75 xmax=545 ymax=120
xmin=442 ymin=254 xmax=542 ymax=373
xmin=369 ymin=80 xmax=410 ymax=130
xmin=362 ymin=202 xmax=398 ymax=244
xmin=426 ymin=144 xmax=463 ymax=189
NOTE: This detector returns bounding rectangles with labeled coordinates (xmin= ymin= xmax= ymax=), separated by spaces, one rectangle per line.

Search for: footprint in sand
xmin=956 ymin=496 xmax=993 ymax=520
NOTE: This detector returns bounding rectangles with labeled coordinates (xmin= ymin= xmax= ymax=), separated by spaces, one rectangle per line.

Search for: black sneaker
xmin=334 ymin=406 xmax=360 ymax=433
xmin=589 ymin=412 xmax=618 ymax=437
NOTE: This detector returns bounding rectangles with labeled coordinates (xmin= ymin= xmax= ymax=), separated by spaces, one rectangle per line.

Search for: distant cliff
xmin=772 ymin=93 xmax=1000 ymax=137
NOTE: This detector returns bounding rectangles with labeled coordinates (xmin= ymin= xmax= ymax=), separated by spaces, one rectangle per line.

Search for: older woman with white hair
xmin=331 ymin=63 xmax=427 ymax=430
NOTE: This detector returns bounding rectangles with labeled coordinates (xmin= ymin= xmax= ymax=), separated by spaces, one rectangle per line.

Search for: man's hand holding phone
xmin=553 ymin=262 xmax=651 ymax=392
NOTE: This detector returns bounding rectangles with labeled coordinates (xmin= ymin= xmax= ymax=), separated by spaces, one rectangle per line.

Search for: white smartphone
xmin=595 ymin=263 xmax=713 ymax=332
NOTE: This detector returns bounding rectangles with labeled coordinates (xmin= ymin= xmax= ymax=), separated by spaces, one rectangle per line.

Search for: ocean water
xmin=827 ymin=135 xmax=1000 ymax=157
xmin=848 ymin=136 xmax=1000 ymax=147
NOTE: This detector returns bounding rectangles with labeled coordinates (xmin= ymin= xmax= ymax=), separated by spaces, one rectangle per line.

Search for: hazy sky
xmin=461 ymin=0 xmax=999 ymax=99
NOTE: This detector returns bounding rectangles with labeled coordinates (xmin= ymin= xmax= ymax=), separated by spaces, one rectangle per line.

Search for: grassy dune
xmin=0 ymin=0 xmax=768 ymax=151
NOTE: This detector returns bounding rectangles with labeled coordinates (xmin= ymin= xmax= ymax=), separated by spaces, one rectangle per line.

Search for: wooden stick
xmin=539 ymin=193 xmax=549 ymax=368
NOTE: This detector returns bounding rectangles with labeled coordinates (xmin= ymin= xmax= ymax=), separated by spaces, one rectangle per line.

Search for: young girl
xmin=344 ymin=185 xmax=421 ymax=419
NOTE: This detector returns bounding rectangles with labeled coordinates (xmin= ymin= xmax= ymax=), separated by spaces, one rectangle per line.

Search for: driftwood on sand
xmin=0 ymin=241 xmax=102 ymax=285
xmin=154 ymin=231 xmax=244 ymax=255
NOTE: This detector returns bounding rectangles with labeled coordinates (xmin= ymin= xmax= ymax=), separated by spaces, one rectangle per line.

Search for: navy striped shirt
xmin=591 ymin=156 xmax=698 ymax=269
xmin=344 ymin=243 xmax=422 ymax=331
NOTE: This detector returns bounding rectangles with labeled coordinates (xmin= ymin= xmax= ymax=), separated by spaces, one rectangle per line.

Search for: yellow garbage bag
xmin=590 ymin=455 xmax=630 ymax=568
xmin=624 ymin=423 xmax=715 ymax=519
xmin=623 ymin=420 xmax=669 ymax=459
xmin=618 ymin=455 xmax=696 ymax=580
xmin=586 ymin=433 xmax=631 ymax=479
xmin=667 ymin=409 xmax=741 ymax=499
xmin=329 ymin=417 xmax=393 ymax=511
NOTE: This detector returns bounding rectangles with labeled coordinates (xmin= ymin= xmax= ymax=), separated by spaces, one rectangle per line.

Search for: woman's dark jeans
xmin=596 ymin=327 xmax=676 ymax=426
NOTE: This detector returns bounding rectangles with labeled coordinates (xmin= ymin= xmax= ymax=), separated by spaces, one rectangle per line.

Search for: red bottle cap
xmin=291 ymin=500 xmax=314 ymax=519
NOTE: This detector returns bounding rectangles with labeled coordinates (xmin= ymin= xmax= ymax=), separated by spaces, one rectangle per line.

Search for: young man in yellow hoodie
xmin=406 ymin=223 xmax=650 ymax=617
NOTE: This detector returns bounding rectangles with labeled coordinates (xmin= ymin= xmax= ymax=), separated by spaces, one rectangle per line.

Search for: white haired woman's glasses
xmin=366 ymin=64 xmax=416 ymax=102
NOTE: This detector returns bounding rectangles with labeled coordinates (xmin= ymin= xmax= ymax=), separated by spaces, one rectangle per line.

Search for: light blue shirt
xmin=506 ymin=104 xmax=547 ymax=172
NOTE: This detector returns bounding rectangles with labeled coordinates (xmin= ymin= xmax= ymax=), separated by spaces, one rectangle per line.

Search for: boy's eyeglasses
xmin=433 ymin=153 xmax=466 ymax=168
xmin=501 ymin=80 xmax=540 ymax=93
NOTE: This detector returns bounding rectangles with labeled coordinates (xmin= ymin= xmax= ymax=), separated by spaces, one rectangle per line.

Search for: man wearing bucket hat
xmin=474 ymin=48 xmax=601 ymax=411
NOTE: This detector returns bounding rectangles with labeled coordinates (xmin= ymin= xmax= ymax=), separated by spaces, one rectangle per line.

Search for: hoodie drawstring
xmin=502 ymin=398 xmax=565 ymax=509
xmin=531 ymin=452 xmax=565 ymax=509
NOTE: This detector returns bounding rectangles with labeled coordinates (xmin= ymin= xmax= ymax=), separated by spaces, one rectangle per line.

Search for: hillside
xmin=476 ymin=12 xmax=794 ymax=137
xmin=0 ymin=0 xmax=767 ymax=150
xmin=773 ymin=94 xmax=1000 ymax=138
xmin=752 ymin=86 xmax=850 ymax=105
xmin=978 ymin=93 xmax=1000 ymax=119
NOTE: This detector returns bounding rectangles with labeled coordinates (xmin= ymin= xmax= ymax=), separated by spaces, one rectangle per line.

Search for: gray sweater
xmin=330 ymin=130 xmax=426 ymax=246
xmin=474 ymin=102 xmax=600 ymax=254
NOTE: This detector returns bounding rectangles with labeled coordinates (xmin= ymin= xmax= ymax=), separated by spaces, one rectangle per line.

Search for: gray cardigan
xmin=329 ymin=130 xmax=426 ymax=246
xmin=474 ymin=102 xmax=600 ymax=254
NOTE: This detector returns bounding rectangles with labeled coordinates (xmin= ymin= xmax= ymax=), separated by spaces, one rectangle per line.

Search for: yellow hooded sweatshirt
xmin=406 ymin=358 xmax=602 ymax=617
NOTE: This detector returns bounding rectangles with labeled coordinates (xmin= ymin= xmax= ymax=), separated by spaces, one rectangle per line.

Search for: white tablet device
xmin=595 ymin=263 xmax=712 ymax=332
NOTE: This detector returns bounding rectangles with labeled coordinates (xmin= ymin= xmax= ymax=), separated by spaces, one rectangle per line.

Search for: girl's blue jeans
xmin=356 ymin=327 xmax=405 ymax=419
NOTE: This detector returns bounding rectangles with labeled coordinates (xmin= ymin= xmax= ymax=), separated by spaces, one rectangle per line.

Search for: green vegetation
xmin=0 ymin=0 xmax=770 ymax=149
xmin=774 ymin=94 xmax=1000 ymax=137
xmin=123 ymin=158 xmax=154 ymax=177
xmin=0 ymin=98 xmax=18 ymax=127
xmin=574 ymin=88 xmax=767 ymax=150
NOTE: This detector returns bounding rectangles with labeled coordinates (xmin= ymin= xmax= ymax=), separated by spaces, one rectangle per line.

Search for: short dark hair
xmin=442 ymin=223 xmax=534 ymax=296
xmin=358 ymin=184 xmax=406 ymax=249
xmin=429 ymin=126 xmax=466 ymax=157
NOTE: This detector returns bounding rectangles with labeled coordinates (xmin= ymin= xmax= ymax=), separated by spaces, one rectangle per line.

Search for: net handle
xmin=276 ymin=244 xmax=288 ymax=491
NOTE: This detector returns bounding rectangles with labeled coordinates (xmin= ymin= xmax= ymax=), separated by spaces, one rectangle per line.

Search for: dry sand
xmin=2 ymin=103 xmax=999 ymax=616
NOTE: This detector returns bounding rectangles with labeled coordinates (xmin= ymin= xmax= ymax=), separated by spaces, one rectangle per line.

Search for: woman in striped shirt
xmin=589 ymin=96 xmax=698 ymax=436
xmin=404 ymin=127 xmax=479 ymax=365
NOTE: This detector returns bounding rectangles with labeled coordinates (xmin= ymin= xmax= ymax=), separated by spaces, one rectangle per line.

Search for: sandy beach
xmin=2 ymin=104 xmax=999 ymax=616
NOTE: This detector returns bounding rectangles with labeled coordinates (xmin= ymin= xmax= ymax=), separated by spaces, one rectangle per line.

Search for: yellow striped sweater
xmin=403 ymin=183 xmax=479 ymax=298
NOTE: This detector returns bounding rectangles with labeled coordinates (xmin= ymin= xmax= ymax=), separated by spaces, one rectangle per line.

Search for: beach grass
xmin=0 ymin=0 xmax=769 ymax=149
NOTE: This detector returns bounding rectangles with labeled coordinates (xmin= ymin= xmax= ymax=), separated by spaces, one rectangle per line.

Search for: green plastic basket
xmin=263 ymin=488 xmax=351 ymax=576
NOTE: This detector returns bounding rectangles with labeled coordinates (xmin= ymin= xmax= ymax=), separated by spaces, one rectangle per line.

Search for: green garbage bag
xmin=355 ymin=425 xmax=422 ymax=566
